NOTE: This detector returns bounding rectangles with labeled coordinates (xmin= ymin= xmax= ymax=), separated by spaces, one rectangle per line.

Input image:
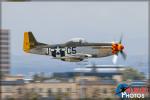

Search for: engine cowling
xmin=61 ymin=58 xmax=83 ymax=62
xmin=112 ymin=43 xmax=124 ymax=54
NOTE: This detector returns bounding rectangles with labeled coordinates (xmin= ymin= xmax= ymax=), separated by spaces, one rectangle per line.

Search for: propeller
xmin=119 ymin=34 xmax=123 ymax=44
xmin=112 ymin=34 xmax=127 ymax=64
xmin=112 ymin=54 xmax=118 ymax=64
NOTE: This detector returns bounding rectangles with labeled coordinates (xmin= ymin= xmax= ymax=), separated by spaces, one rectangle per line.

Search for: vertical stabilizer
xmin=23 ymin=32 xmax=37 ymax=52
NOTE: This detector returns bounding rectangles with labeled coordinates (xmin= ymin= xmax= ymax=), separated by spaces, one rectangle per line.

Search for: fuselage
xmin=29 ymin=42 xmax=113 ymax=58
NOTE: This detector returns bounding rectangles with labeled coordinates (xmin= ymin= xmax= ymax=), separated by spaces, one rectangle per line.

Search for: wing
xmin=53 ymin=53 xmax=92 ymax=62
xmin=55 ymin=53 xmax=92 ymax=59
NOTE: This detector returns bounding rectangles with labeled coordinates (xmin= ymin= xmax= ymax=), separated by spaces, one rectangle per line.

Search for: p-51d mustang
xmin=23 ymin=32 xmax=126 ymax=63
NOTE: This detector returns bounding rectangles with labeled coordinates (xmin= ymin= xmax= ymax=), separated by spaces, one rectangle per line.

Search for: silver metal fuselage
xmin=29 ymin=42 xmax=113 ymax=59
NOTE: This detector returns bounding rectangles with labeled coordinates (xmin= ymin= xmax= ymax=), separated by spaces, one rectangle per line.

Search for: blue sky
xmin=2 ymin=2 xmax=148 ymax=76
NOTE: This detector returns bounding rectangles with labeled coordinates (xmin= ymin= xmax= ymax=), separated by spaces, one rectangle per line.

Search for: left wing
xmin=55 ymin=53 xmax=91 ymax=59
xmin=54 ymin=53 xmax=92 ymax=62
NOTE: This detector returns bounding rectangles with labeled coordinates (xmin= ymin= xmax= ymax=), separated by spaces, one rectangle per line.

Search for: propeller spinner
xmin=112 ymin=35 xmax=127 ymax=64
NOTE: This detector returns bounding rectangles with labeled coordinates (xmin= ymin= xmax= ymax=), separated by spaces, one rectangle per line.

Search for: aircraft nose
xmin=119 ymin=44 xmax=124 ymax=51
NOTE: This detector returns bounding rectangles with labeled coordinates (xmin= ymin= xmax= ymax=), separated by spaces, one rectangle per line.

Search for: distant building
xmin=1 ymin=79 xmax=25 ymax=100
xmin=25 ymin=76 xmax=118 ymax=100
xmin=0 ymin=29 xmax=10 ymax=76
xmin=1 ymin=69 xmax=149 ymax=99
xmin=1 ymin=75 xmax=118 ymax=99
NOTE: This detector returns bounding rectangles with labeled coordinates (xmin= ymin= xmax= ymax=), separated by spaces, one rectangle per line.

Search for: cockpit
xmin=67 ymin=38 xmax=87 ymax=43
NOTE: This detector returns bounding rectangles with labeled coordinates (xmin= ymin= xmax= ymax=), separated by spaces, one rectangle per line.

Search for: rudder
xmin=23 ymin=32 xmax=37 ymax=52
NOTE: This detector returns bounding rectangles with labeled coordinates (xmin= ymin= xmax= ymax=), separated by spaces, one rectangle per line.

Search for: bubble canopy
xmin=67 ymin=38 xmax=87 ymax=43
